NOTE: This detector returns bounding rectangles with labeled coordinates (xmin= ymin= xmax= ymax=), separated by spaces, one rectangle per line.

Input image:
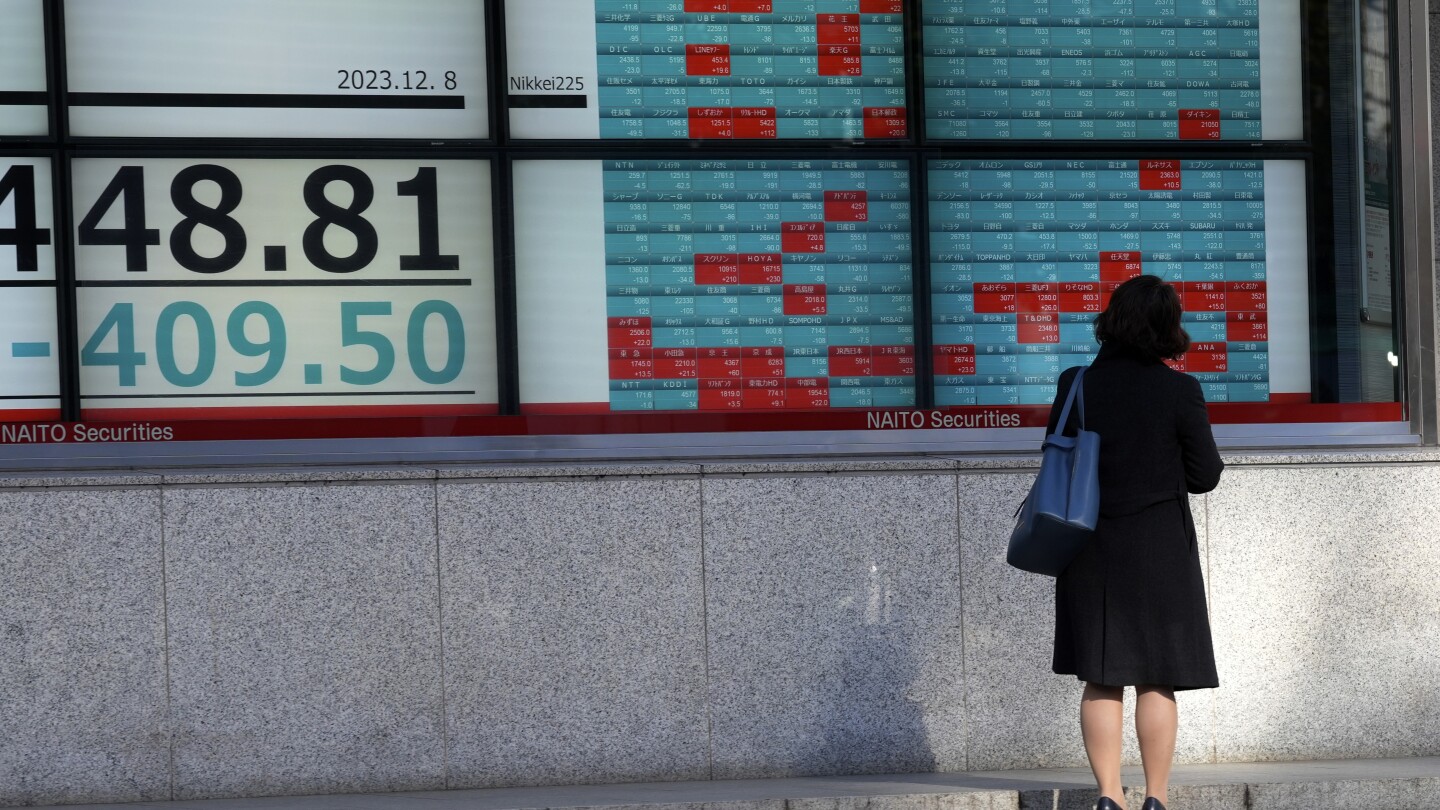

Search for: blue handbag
xmin=1007 ymin=366 xmax=1100 ymax=576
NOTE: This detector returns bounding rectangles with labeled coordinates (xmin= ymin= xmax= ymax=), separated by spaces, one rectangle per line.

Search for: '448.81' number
xmin=76 ymin=164 xmax=458 ymax=273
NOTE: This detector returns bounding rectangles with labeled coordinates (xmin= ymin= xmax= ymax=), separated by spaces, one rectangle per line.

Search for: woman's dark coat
xmin=1046 ymin=342 xmax=1225 ymax=690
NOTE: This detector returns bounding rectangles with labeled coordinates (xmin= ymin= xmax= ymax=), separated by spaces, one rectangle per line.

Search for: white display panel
xmin=71 ymin=158 xmax=497 ymax=416
xmin=515 ymin=161 xmax=611 ymax=405
xmin=0 ymin=156 xmax=61 ymax=416
xmin=65 ymin=0 xmax=489 ymax=139
xmin=1259 ymin=0 xmax=1305 ymax=139
xmin=0 ymin=0 xmax=49 ymax=137
xmin=1263 ymin=159 xmax=1310 ymax=394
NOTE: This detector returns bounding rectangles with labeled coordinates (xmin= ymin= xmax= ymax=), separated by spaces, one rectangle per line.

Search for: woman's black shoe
xmin=1095 ymin=798 xmax=1124 ymax=810
xmin=1141 ymin=798 xmax=1167 ymax=810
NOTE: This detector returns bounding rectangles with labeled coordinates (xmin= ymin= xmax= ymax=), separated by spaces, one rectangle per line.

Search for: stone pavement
xmin=28 ymin=756 xmax=1440 ymax=810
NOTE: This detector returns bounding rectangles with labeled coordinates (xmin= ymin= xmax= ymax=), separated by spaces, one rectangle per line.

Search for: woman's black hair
xmin=1094 ymin=274 xmax=1190 ymax=360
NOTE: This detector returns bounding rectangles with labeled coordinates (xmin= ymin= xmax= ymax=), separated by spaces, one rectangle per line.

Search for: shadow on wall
xmin=811 ymin=562 xmax=938 ymax=775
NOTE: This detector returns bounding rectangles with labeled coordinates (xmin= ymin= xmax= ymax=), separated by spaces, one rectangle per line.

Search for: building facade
xmin=0 ymin=0 xmax=1436 ymax=805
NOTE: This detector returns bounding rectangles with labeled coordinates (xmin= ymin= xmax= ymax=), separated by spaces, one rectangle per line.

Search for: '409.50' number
xmin=81 ymin=300 xmax=465 ymax=389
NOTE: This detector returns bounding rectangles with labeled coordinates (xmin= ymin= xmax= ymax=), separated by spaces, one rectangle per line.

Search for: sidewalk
xmin=30 ymin=756 xmax=1440 ymax=810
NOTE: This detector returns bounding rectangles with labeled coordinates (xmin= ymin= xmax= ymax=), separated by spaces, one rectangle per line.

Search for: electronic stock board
xmin=929 ymin=158 xmax=1310 ymax=406
xmin=506 ymin=0 xmax=909 ymax=139
xmin=511 ymin=156 xmax=1309 ymax=413
xmin=0 ymin=0 xmax=1332 ymax=438
xmin=922 ymin=0 xmax=1303 ymax=139
xmin=515 ymin=159 xmax=916 ymax=411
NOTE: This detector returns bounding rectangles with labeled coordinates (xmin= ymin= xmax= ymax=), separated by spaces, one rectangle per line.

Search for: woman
xmin=1045 ymin=274 xmax=1224 ymax=810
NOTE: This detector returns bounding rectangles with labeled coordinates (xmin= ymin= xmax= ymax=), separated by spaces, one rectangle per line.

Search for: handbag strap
xmin=1053 ymin=366 xmax=1088 ymax=433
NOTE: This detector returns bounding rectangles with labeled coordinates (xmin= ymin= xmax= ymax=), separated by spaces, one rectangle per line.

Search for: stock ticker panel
xmin=922 ymin=0 xmax=1262 ymax=139
xmin=929 ymin=159 xmax=1270 ymax=406
xmin=595 ymin=1 xmax=908 ymax=139
xmin=604 ymin=159 xmax=915 ymax=410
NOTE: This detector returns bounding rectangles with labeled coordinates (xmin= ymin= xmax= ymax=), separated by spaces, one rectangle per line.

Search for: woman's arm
xmin=1046 ymin=366 xmax=1082 ymax=435
xmin=1177 ymin=373 xmax=1224 ymax=493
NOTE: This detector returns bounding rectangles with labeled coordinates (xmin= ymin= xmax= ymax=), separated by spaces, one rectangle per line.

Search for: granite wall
xmin=2 ymin=454 xmax=1440 ymax=806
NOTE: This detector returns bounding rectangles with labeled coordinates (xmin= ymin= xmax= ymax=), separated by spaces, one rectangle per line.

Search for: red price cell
xmin=730 ymin=0 xmax=773 ymax=11
xmin=973 ymin=281 xmax=1017 ymax=314
xmin=863 ymin=106 xmax=908 ymax=138
xmin=872 ymin=345 xmax=915 ymax=376
xmin=1100 ymin=251 xmax=1143 ymax=282
xmin=872 ymin=357 xmax=915 ymax=376
xmin=739 ymin=253 xmax=783 ymax=284
xmin=786 ymin=378 xmax=831 ymax=408
xmin=1018 ymin=313 xmax=1060 ymax=344
xmin=1059 ymin=281 xmax=1102 ymax=313
xmin=741 ymin=355 xmax=788 ymax=378
xmin=783 ymin=283 xmax=828 ymax=315
xmin=935 ymin=344 xmax=977 ymax=375
xmin=609 ymin=358 xmax=655 ymax=380
xmin=742 ymin=385 xmax=789 ymax=409
xmin=824 ymin=190 xmax=869 ymax=222
xmin=829 ymin=346 xmax=872 ymax=377
xmin=685 ymin=0 xmax=728 ymax=11
xmin=782 ymin=221 xmax=826 ymax=253
xmin=607 ymin=317 xmax=652 ymax=349
xmin=1182 ymin=282 xmax=1228 ymax=312
xmin=829 ymin=356 xmax=873 ymax=376
xmin=699 ymin=387 xmax=744 ymax=410
xmin=655 ymin=353 xmax=699 ymax=378
xmin=688 ymin=107 xmax=734 ymax=139
xmin=695 ymin=253 xmax=741 ymax=284
xmin=1186 ymin=342 xmax=1229 ymax=373
xmin=1139 ymin=159 xmax=1183 ymax=190
xmin=1018 ymin=282 xmax=1059 ymax=314
xmin=1178 ymin=109 xmax=1222 ymax=140
xmin=1226 ymin=289 xmax=1268 ymax=310
xmin=818 ymin=44 xmax=863 ymax=76
xmin=686 ymin=44 xmax=731 ymax=77
xmin=698 ymin=356 xmax=743 ymax=379
xmin=1227 ymin=313 xmax=1268 ymax=341
xmin=816 ymin=14 xmax=862 ymax=45
xmin=860 ymin=0 xmax=903 ymax=10
xmin=733 ymin=106 xmax=777 ymax=139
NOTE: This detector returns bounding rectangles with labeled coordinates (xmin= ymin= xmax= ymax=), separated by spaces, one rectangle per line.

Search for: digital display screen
xmin=515 ymin=158 xmax=915 ymax=412
xmin=70 ymin=158 xmax=497 ymax=418
xmin=0 ymin=0 xmax=49 ymax=137
xmin=0 ymin=156 xmax=61 ymax=418
xmin=928 ymin=158 xmax=1310 ymax=405
xmin=64 ymin=0 xmax=488 ymax=139
xmin=506 ymin=1 xmax=908 ymax=140
xmin=921 ymin=0 xmax=1303 ymax=140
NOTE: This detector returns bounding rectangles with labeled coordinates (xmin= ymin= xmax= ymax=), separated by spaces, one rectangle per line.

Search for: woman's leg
xmin=1081 ymin=682 xmax=1125 ymax=803
xmin=1135 ymin=685 xmax=1178 ymax=804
